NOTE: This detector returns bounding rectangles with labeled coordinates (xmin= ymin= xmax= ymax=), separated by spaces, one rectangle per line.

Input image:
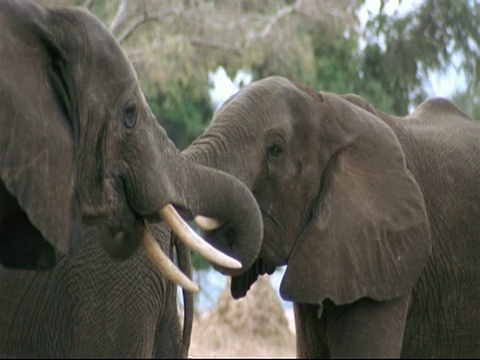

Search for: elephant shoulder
xmin=412 ymin=97 xmax=473 ymax=124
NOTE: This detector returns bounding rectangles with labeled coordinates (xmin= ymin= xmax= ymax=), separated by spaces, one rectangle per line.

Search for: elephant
xmin=184 ymin=76 xmax=480 ymax=358
xmin=0 ymin=0 xmax=263 ymax=286
xmin=0 ymin=1 xmax=266 ymax=357
xmin=0 ymin=223 xmax=195 ymax=358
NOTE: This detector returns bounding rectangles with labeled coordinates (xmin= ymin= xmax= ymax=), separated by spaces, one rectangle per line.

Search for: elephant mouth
xmin=102 ymin=203 xmax=244 ymax=292
xmin=257 ymin=207 xmax=289 ymax=266
xmin=196 ymin=224 xmax=240 ymax=276
xmin=82 ymin=178 xmax=243 ymax=291
xmin=149 ymin=205 xmax=246 ymax=287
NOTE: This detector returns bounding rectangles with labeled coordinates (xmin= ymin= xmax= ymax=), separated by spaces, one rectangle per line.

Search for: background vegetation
xmin=42 ymin=0 xmax=479 ymax=145
xmin=40 ymin=0 xmax=480 ymax=276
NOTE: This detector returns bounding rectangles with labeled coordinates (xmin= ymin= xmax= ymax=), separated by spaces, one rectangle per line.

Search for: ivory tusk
xmin=159 ymin=204 xmax=242 ymax=269
xmin=142 ymin=224 xmax=199 ymax=293
xmin=194 ymin=215 xmax=224 ymax=231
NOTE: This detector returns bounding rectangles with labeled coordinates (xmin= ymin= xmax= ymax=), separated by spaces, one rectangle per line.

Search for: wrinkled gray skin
xmin=0 ymin=0 xmax=261 ymax=273
xmin=0 ymin=224 xmax=194 ymax=358
xmin=0 ymin=1 xmax=263 ymax=357
xmin=184 ymin=76 xmax=480 ymax=358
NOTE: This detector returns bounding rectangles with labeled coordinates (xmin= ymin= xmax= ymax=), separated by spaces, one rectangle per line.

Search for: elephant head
xmin=0 ymin=0 xmax=262 ymax=286
xmin=186 ymin=76 xmax=431 ymax=305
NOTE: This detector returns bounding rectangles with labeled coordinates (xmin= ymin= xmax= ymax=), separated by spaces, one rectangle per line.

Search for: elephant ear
xmin=339 ymin=93 xmax=379 ymax=116
xmin=0 ymin=2 xmax=83 ymax=268
xmin=280 ymin=91 xmax=431 ymax=306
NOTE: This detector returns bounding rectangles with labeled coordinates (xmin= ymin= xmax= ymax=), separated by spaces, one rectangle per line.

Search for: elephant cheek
xmin=99 ymin=219 xmax=144 ymax=260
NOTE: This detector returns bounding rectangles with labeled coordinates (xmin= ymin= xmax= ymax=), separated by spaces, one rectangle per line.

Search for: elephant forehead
xmin=79 ymin=11 xmax=137 ymax=85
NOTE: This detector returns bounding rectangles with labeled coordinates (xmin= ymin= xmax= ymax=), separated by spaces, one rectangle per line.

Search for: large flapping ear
xmin=0 ymin=2 xmax=83 ymax=268
xmin=280 ymin=91 xmax=431 ymax=306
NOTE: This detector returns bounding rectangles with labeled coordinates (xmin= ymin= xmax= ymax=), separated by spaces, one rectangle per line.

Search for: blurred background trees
xmin=39 ymin=0 xmax=479 ymax=287
xmin=39 ymin=0 xmax=480 ymax=148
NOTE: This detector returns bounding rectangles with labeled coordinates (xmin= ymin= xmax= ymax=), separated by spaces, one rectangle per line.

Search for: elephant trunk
xmin=169 ymin=161 xmax=263 ymax=276
xmin=126 ymin=122 xmax=263 ymax=276
xmin=88 ymin=119 xmax=261 ymax=288
xmin=113 ymin=120 xmax=263 ymax=278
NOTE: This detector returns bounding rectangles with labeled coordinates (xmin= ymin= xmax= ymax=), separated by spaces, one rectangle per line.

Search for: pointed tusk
xmin=159 ymin=204 xmax=242 ymax=269
xmin=194 ymin=215 xmax=224 ymax=231
xmin=142 ymin=224 xmax=199 ymax=293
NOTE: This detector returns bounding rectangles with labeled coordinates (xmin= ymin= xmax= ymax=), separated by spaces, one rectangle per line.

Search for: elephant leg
xmin=294 ymin=303 xmax=330 ymax=358
xmin=295 ymin=292 xmax=411 ymax=358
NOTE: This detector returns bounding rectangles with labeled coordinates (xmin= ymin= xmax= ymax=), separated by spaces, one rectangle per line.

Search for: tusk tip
xmin=159 ymin=204 xmax=242 ymax=271
xmin=194 ymin=215 xmax=223 ymax=231
xmin=142 ymin=223 xmax=200 ymax=294
xmin=225 ymin=258 xmax=242 ymax=269
xmin=185 ymin=283 xmax=200 ymax=293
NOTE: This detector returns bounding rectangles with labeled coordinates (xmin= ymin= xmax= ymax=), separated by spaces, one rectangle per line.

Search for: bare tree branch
xmin=256 ymin=0 xmax=303 ymax=40
xmin=117 ymin=14 xmax=150 ymax=43
xmin=189 ymin=37 xmax=242 ymax=55
xmin=126 ymin=34 xmax=241 ymax=62
xmin=117 ymin=10 xmax=180 ymax=44
xmin=109 ymin=0 xmax=128 ymax=34
xmin=83 ymin=0 xmax=95 ymax=10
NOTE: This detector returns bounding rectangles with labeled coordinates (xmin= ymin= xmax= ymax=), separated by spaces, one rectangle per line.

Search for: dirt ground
xmin=189 ymin=275 xmax=296 ymax=358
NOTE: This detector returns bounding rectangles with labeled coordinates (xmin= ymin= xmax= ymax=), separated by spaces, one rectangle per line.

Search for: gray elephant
xmin=184 ymin=76 xmax=480 ymax=358
xmin=0 ymin=1 xmax=264 ymax=357
xmin=0 ymin=223 xmax=195 ymax=358
xmin=0 ymin=0 xmax=262 ymax=277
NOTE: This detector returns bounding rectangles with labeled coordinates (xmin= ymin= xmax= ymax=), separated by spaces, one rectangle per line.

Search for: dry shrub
xmin=189 ymin=275 xmax=296 ymax=358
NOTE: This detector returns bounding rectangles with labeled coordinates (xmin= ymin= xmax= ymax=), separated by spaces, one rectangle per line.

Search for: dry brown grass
xmin=189 ymin=275 xmax=296 ymax=358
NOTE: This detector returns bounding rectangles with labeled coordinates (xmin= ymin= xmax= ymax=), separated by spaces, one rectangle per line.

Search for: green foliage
xmin=365 ymin=0 xmax=480 ymax=114
xmin=191 ymin=252 xmax=211 ymax=271
xmin=309 ymin=26 xmax=395 ymax=113
xmin=246 ymin=4 xmax=399 ymax=114
xmin=42 ymin=0 xmax=479 ymax=120
xmin=452 ymin=90 xmax=480 ymax=121
xmin=310 ymin=27 xmax=359 ymax=92
xmin=146 ymin=77 xmax=213 ymax=150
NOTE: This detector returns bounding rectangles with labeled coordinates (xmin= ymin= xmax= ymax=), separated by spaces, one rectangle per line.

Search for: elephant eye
xmin=267 ymin=144 xmax=283 ymax=159
xmin=123 ymin=103 xmax=137 ymax=129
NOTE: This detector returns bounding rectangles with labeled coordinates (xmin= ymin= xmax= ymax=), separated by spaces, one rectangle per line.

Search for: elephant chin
xmin=101 ymin=218 xmax=145 ymax=260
